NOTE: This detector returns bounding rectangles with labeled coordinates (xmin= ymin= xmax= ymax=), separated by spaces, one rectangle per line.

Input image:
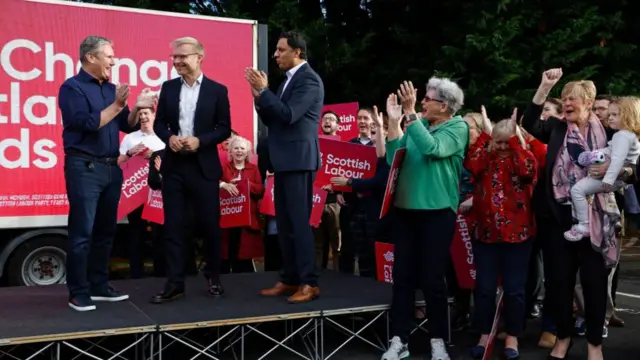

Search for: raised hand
xmin=115 ymin=84 xmax=130 ymax=107
xmin=541 ymin=68 xmax=562 ymax=89
xmin=397 ymin=81 xmax=418 ymax=114
xmin=372 ymin=105 xmax=384 ymax=128
xmin=386 ymin=93 xmax=403 ymax=126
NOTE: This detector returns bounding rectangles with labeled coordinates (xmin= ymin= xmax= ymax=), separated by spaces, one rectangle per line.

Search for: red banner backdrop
xmin=318 ymin=102 xmax=359 ymax=140
xmin=141 ymin=189 xmax=164 ymax=224
xmin=0 ymin=0 xmax=256 ymax=218
xmin=259 ymin=176 xmax=327 ymax=227
xmin=450 ymin=212 xmax=476 ymax=289
xmin=379 ymin=148 xmax=406 ymax=218
xmin=316 ymin=138 xmax=377 ymax=192
xmin=117 ymin=155 xmax=149 ymax=220
xmin=375 ymin=242 xmax=395 ymax=284
xmin=219 ymin=179 xmax=252 ymax=228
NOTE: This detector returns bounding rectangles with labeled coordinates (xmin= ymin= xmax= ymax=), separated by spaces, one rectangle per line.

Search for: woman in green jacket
xmin=381 ymin=78 xmax=469 ymax=360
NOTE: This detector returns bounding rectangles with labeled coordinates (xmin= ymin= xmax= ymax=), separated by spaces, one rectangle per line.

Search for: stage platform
xmin=0 ymin=270 xmax=425 ymax=360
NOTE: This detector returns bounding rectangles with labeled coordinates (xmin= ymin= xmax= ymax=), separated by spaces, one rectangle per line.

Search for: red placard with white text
xmin=117 ymin=155 xmax=149 ymax=220
xmin=0 ymin=0 xmax=256 ymax=219
xmin=450 ymin=212 xmax=476 ymax=289
xmin=219 ymin=179 xmax=252 ymax=228
xmin=141 ymin=189 xmax=164 ymax=224
xmin=319 ymin=102 xmax=359 ymax=140
xmin=375 ymin=242 xmax=395 ymax=283
xmin=379 ymin=148 xmax=406 ymax=218
xmin=316 ymin=138 xmax=378 ymax=192
xmin=259 ymin=176 xmax=327 ymax=227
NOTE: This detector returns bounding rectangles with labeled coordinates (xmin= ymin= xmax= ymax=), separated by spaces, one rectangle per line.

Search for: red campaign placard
xmin=375 ymin=242 xmax=395 ymax=284
xmin=379 ymin=148 xmax=406 ymax=218
xmin=117 ymin=155 xmax=149 ymax=220
xmin=259 ymin=176 xmax=276 ymax=216
xmin=318 ymin=102 xmax=359 ymax=140
xmin=141 ymin=189 xmax=164 ymax=224
xmin=259 ymin=176 xmax=327 ymax=227
xmin=450 ymin=212 xmax=476 ymax=289
xmin=309 ymin=187 xmax=328 ymax=227
xmin=219 ymin=179 xmax=252 ymax=228
xmin=316 ymin=137 xmax=377 ymax=192
xmin=0 ymin=0 xmax=256 ymax=218
xmin=319 ymin=134 xmax=341 ymax=141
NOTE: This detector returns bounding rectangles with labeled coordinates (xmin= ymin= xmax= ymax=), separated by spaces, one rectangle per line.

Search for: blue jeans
xmin=473 ymin=239 xmax=533 ymax=336
xmin=64 ymin=155 xmax=123 ymax=297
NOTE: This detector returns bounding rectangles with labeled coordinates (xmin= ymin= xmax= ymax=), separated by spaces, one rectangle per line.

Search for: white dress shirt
xmin=178 ymin=73 xmax=204 ymax=137
xmin=119 ymin=130 xmax=166 ymax=155
xmin=281 ymin=61 xmax=307 ymax=95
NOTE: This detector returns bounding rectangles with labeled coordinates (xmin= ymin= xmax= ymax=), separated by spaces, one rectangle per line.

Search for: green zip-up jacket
xmin=386 ymin=116 xmax=469 ymax=213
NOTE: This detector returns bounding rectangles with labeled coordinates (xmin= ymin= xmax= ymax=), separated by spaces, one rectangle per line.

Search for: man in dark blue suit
xmin=150 ymin=37 xmax=231 ymax=304
xmin=245 ymin=31 xmax=324 ymax=303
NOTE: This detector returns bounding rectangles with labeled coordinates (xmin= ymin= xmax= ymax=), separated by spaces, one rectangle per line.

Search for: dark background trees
xmin=75 ymin=0 xmax=640 ymax=117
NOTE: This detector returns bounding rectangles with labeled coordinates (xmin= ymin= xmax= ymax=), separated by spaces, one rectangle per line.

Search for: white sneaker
xmin=381 ymin=336 xmax=409 ymax=360
xmin=430 ymin=338 xmax=451 ymax=360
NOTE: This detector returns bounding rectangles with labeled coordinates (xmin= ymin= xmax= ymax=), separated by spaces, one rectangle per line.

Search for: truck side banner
xmin=0 ymin=0 xmax=257 ymax=220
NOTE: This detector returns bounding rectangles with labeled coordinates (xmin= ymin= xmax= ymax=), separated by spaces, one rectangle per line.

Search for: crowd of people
xmin=59 ymin=31 xmax=638 ymax=360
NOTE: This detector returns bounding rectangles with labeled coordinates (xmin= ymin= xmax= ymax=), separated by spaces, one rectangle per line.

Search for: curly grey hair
xmin=426 ymin=77 xmax=464 ymax=115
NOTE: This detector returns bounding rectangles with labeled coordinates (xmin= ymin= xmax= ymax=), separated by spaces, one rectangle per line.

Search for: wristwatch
xmin=347 ymin=178 xmax=353 ymax=186
xmin=405 ymin=113 xmax=418 ymax=122
xmin=126 ymin=151 xmax=133 ymax=158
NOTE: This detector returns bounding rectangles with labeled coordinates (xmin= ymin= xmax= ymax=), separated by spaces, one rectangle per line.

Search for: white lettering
xmin=45 ymin=42 xmax=75 ymax=82
xmin=221 ymin=194 xmax=247 ymax=206
xmin=0 ymin=39 xmax=42 ymax=81
xmin=325 ymin=154 xmax=371 ymax=170
xmin=221 ymin=205 xmax=244 ymax=215
xmin=0 ymin=128 xmax=57 ymax=169
xmin=122 ymin=166 xmax=150 ymax=190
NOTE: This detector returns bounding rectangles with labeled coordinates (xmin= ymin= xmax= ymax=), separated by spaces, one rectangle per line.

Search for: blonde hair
xmin=612 ymin=96 xmax=640 ymax=136
xmin=561 ymin=80 xmax=597 ymax=103
xmin=171 ymin=37 xmax=204 ymax=57
xmin=227 ymin=136 xmax=252 ymax=162
xmin=464 ymin=112 xmax=484 ymax=132
xmin=491 ymin=119 xmax=516 ymax=139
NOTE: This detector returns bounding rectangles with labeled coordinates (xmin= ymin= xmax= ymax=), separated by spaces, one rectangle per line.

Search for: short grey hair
xmin=79 ymin=36 xmax=112 ymax=64
xmin=426 ymin=77 xmax=465 ymax=115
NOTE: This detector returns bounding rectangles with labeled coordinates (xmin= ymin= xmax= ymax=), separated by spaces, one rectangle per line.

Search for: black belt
xmin=66 ymin=149 xmax=119 ymax=165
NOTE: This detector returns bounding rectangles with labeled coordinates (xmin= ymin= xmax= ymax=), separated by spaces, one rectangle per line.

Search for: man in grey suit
xmin=245 ymin=31 xmax=324 ymax=304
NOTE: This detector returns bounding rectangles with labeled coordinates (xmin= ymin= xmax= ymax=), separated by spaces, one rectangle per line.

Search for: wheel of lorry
xmin=7 ymin=236 xmax=67 ymax=286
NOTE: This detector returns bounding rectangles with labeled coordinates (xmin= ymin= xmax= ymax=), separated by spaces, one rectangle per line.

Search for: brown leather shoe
xmin=260 ymin=282 xmax=298 ymax=296
xmin=609 ymin=312 xmax=625 ymax=327
xmin=288 ymin=285 xmax=319 ymax=303
xmin=538 ymin=331 xmax=557 ymax=349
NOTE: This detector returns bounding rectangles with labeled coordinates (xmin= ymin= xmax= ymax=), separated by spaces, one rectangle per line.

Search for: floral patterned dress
xmin=463 ymin=132 xmax=538 ymax=244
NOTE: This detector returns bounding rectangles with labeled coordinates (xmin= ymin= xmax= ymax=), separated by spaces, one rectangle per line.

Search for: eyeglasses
xmin=424 ymin=96 xmax=444 ymax=103
xmin=170 ymin=53 xmax=198 ymax=61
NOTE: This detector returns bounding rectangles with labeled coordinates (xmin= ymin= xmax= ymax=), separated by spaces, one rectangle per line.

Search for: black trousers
xmin=263 ymin=232 xmax=283 ymax=272
xmin=220 ymin=228 xmax=254 ymax=274
xmin=546 ymin=205 xmax=608 ymax=346
xmin=390 ymin=207 xmax=456 ymax=342
xmin=161 ymin=157 xmax=221 ymax=287
xmin=274 ymin=171 xmax=317 ymax=286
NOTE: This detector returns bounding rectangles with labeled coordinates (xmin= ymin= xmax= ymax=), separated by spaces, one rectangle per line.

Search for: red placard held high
xmin=318 ymin=102 xmax=359 ymax=140
xmin=316 ymin=137 xmax=377 ymax=192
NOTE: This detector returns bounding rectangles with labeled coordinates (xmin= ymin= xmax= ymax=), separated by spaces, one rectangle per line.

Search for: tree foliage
xmin=74 ymin=0 xmax=640 ymax=118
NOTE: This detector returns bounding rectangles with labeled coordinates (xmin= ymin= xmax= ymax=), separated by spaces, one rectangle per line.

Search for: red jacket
xmin=464 ymin=132 xmax=538 ymax=244
xmin=221 ymin=161 xmax=264 ymax=259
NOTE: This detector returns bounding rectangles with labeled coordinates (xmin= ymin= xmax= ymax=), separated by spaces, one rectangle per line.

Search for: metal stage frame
xmin=0 ymin=299 xmax=453 ymax=360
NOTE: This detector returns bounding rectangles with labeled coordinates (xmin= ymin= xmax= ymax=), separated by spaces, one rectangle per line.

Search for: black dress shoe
xmin=207 ymin=279 xmax=224 ymax=297
xmin=149 ymin=285 xmax=185 ymax=304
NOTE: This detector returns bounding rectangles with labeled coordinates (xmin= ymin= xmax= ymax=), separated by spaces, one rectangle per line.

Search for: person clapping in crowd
xmin=382 ymin=78 xmax=469 ymax=360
